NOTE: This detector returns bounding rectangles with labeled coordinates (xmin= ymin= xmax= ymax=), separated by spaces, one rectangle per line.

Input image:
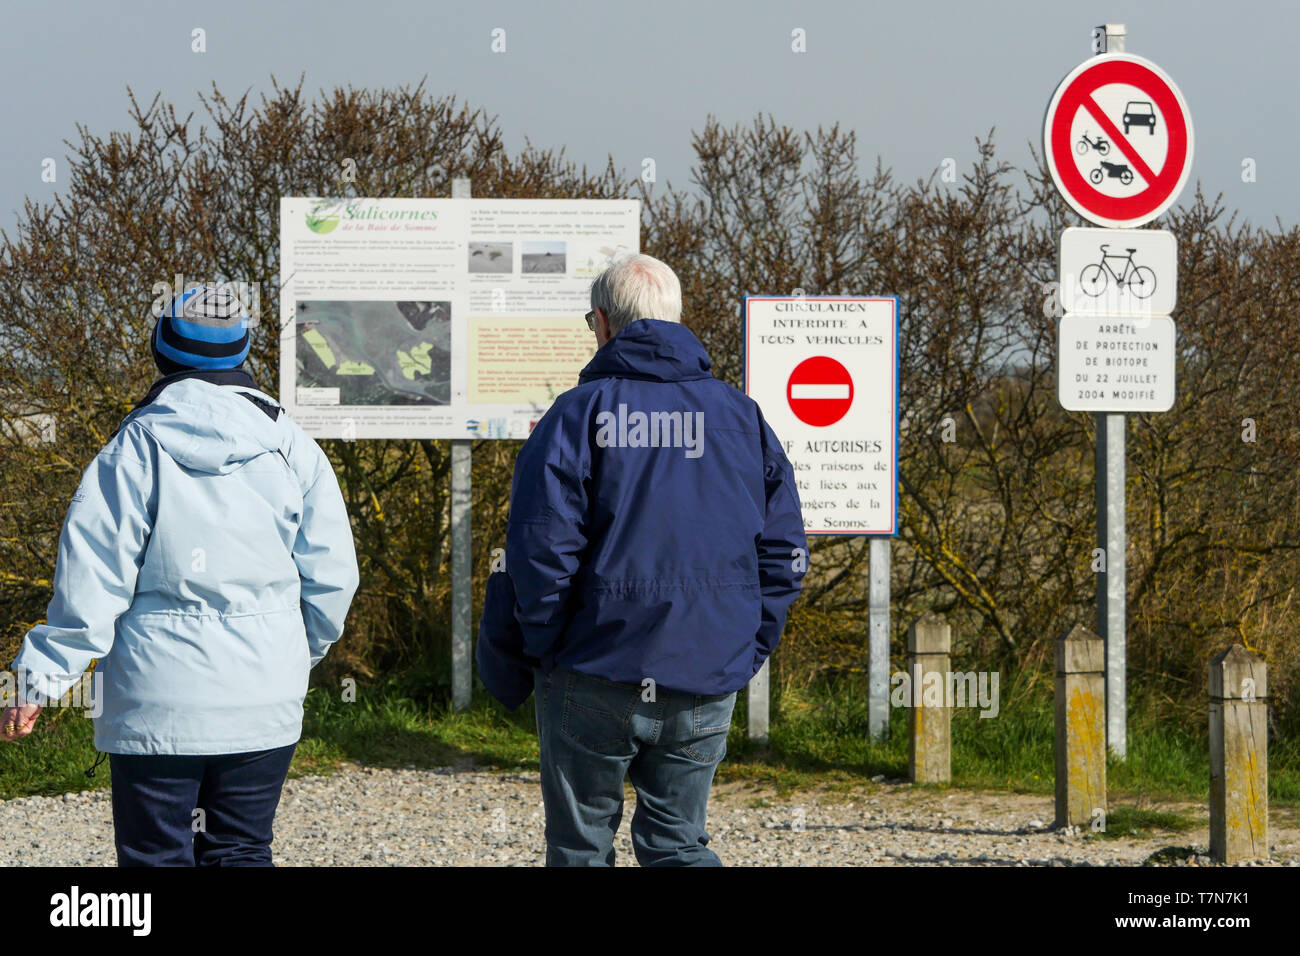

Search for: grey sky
xmin=0 ymin=0 xmax=1291 ymax=234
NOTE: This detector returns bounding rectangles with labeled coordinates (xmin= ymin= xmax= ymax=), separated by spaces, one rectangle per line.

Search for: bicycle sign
xmin=1083 ymin=245 xmax=1154 ymax=298
xmin=1060 ymin=227 xmax=1176 ymax=316
xmin=1044 ymin=53 xmax=1193 ymax=228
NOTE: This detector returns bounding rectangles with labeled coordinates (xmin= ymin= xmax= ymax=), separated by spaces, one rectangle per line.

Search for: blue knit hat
xmin=151 ymin=285 xmax=251 ymax=374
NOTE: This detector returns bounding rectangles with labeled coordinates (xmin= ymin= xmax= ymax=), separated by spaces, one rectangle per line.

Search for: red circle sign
xmin=787 ymin=356 xmax=853 ymax=426
xmin=1043 ymin=53 xmax=1193 ymax=228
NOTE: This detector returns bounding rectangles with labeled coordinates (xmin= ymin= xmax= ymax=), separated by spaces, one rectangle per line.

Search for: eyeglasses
xmin=585 ymin=309 xmax=597 ymax=331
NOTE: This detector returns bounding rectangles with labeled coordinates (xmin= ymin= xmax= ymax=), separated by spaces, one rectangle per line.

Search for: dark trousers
xmin=108 ymin=743 xmax=296 ymax=867
xmin=534 ymin=668 xmax=736 ymax=866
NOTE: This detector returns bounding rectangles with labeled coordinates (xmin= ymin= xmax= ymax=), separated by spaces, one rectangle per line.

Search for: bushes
xmin=2 ymin=87 xmax=1298 ymax=737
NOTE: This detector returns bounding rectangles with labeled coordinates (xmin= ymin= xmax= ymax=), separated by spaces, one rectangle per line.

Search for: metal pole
xmin=450 ymin=176 xmax=473 ymax=711
xmin=1094 ymin=24 xmax=1127 ymax=758
xmin=747 ymin=658 xmax=770 ymax=744
xmin=868 ymin=536 xmax=891 ymax=739
xmin=1096 ymin=414 xmax=1126 ymax=757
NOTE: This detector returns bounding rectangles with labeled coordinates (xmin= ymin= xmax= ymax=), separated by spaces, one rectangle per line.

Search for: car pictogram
xmin=1122 ymin=100 xmax=1157 ymax=135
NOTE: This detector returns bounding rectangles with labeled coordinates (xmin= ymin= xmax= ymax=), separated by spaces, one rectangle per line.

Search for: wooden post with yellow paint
xmin=1054 ymin=625 xmax=1106 ymax=828
xmin=1209 ymin=645 xmax=1268 ymax=863
xmin=907 ymin=614 xmax=951 ymax=784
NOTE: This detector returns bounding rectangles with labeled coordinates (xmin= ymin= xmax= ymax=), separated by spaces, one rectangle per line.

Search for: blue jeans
xmin=108 ymin=744 xmax=297 ymax=866
xmin=533 ymin=668 xmax=737 ymax=866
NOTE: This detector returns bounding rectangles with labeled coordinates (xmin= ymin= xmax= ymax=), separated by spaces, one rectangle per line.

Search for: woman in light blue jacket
xmin=1 ymin=285 xmax=359 ymax=866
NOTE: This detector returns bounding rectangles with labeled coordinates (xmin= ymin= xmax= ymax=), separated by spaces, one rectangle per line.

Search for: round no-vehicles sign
xmin=1044 ymin=53 xmax=1193 ymax=228
xmin=743 ymin=296 xmax=898 ymax=536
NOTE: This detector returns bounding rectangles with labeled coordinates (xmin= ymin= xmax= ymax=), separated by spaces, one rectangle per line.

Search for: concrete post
xmin=1055 ymin=625 xmax=1106 ymax=828
xmin=907 ymin=614 xmax=952 ymax=783
xmin=1209 ymin=645 xmax=1268 ymax=863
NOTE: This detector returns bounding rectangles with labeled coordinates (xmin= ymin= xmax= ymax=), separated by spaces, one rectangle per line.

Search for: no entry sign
xmin=744 ymin=296 xmax=898 ymax=536
xmin=1044 ymin=53 xmax=1193 ymax=228
xmin=787 ymin=356 xmax=854 ymax=426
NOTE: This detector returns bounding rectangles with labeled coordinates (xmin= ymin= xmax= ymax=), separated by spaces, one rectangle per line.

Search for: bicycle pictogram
xmin=1080 ymin=244 xmax=1156 ymax=299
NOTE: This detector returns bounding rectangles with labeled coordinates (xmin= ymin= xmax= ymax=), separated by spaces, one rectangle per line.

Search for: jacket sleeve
xmin=290 ymin=435 xmax=360 ymax=667
xmin=754 ymin=416 xmax=808 ymax=672
xmin=475 ymin=569 xmax=538 ymax=710
xmin=11 ymin=428 xmax=155 ymax=704
xmin=505 ymin=401 xmax=590 ymax=666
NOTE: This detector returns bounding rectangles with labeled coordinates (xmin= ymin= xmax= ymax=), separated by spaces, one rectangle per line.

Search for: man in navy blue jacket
xmin=477 ymin=254 xmax=806 ymax=866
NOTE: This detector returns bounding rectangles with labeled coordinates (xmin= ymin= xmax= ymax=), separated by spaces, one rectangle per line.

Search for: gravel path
xmin=3 ymin=764 xmax=1297 ymax=866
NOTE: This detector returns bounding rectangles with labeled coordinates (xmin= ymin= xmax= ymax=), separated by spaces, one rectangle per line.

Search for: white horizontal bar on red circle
xmin=790 ymin=383 xmax=851 ymax=400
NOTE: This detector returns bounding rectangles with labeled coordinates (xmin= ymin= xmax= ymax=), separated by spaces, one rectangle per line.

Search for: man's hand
xmin=1 ymin=704 xmax=42 ymax=742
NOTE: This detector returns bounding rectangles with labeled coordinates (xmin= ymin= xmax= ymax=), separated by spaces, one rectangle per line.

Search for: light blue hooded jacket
xmin=11 ymin=376 xmax=359 ymax=755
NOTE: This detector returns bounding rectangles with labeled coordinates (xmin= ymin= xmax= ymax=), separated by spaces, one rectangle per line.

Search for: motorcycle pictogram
xmin=1089 ymin=161 xmax=1134 ymax=186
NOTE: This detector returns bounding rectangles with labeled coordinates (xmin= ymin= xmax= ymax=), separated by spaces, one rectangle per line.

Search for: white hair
xmin=589 ymin=253 xmax=682 ymax=335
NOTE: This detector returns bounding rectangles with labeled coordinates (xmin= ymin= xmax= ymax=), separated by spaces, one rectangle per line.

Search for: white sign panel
xmin=744 ymin=296 xmax=898 ymax=535
xmin=1058 ymin=314 xmax=1176 ymax=412
xmin=1060 ymin=227 xmax=1176 ymax=316
xmin=280 ymin=197 xmax=640 ymax=439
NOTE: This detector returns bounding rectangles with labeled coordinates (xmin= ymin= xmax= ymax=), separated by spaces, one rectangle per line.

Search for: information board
xmin=279 ymin=197 xmax=640 ymax=439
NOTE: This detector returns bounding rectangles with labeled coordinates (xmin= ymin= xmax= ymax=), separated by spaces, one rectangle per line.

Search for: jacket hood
xmin=578 ymin=319 xmax=714 ymax=384
xmin=127 ymin=378 xmax=285 ymax=474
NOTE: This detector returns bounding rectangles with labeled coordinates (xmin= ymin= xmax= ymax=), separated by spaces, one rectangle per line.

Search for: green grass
xmin=0 ymin=703 xmax=105 ymax=800
xmin=3 ymin=673 xmax=1297 ymax=814
xmin=730 ymin=677 xmax=1300 ymax=807
xmin=295 ymin=681 xmax=540 ymax=775
xmin=1089 ymin=805 xmax=1199 ymax=841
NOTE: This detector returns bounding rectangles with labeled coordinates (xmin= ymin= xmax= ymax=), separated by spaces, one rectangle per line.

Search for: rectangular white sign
xmin=279 ymin=197 xmax=640 ymax=439
xmin=743 ymin=296 xmax=899 ymax=536
xmin=1058 ymin=313 xmax=1176 ymax=412
xmin=1059 ymin=226 xmax=1176 ymax=316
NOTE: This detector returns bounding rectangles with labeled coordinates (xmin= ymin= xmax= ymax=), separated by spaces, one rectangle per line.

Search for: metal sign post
xmin=450 ymin=176 xmax=473 ymax=711
xmin=868 ymin=536 xmax=891 ymax=739
xmin=1096 ymin=411 xmax=1126 ymax=756
xmin=1095 ymin=25 xmax=1127 ymax=758
xmin=1045 ymin=24 xmax=1192 ymax=757
xmin=748 ymin=660 xmax=770 ymax=744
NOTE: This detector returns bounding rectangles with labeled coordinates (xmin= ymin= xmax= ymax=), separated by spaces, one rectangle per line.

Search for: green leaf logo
xmin=306 ymin=200 xmax=342 ymax=234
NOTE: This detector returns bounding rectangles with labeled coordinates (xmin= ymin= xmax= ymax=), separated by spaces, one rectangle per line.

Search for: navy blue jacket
xmin=476 ymin=318 xmax=807 ymax=706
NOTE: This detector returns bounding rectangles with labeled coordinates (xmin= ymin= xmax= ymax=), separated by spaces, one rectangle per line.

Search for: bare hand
xmin=1 ymin=704 xmax=42 ymax=742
